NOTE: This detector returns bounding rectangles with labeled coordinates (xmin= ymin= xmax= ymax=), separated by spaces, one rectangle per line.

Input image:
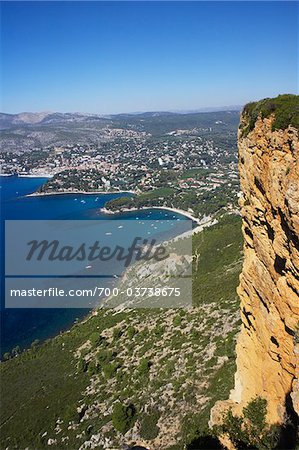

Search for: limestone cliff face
xmin=211 ymin=100 xmax=299 ymax=430
xmin=232 ymin=114 xmax=299 ymax=423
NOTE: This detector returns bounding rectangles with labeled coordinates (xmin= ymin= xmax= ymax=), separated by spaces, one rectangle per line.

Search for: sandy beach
xmin=100 ymin=205 xmax=206 ymax=225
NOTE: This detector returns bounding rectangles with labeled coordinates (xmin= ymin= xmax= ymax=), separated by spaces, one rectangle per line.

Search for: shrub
xmin=89 ymin=332 xmax=102 ymax=347
xmin=243 ymin=396 xmax=267 ymax=435
xmin=112 ymin=402 xmax=136 ymax=434
xmin=113 ymin=327 xmax=122 ymax=340
xmin=153 ymin=325 xmax=165 ymax=338
xmin=97 ymin=349 xmax=116 ymax=365
xmin=102 ymin=362 xmax=120 ymax=379
xmin=127 ymin=326 xmax=136 ymax=340
xmin=138 ymin=358 xmax=152 ymax=376
xmin=241 ymin=94 xmax=299 ymax=137
xmin=173 ymin=315 xmax=182 ymax=327
xmin=87 ymin=361 xmax=100 ymax=376
xmin=63 ymin=404 xmax=80 ymax=424
xmin=139 ymin=408 xmax=160 ymax=440
xmin=181 ymin=413 xmax=216 ymax=448
xmin=105 ymin=196 xmax=133 ymax=212
xmin=11 ymin=346 xmax=21 ymax=357
xmin=78 ymin=358 xmax=88 ymax=373
xmin=216 ymin=397 xmax=281 ymax=449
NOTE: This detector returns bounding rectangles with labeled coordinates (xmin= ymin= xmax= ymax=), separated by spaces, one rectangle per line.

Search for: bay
xmin=0 ymin=176 xmax=191 ymax=355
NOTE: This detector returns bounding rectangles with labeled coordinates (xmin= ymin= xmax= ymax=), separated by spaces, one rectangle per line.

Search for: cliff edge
xmin=210 ymin=94 xmax=299 ymax=445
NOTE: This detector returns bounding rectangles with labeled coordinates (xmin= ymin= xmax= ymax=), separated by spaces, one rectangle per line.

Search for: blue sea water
xmin=1 ymin=176 xmax=191 ymax=354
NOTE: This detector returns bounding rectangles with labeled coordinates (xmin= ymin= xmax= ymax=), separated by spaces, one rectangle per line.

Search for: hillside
xmin=0 ymin=214 xmax=243 ymax=450
xmin=0 ymin=110 xmax=239 ymax=152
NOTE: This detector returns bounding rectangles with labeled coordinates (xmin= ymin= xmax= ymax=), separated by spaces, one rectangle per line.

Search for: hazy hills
xmin=0 ymin=109 xmax=240 ymax=153
xmin=0 ymin=112 xmax=111 ymax=130
xmin=0 ymin=107 xmax=241 ymax=130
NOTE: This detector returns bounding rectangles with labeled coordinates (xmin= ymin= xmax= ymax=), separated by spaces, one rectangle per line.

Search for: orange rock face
xmin=211 ymin=114 xmax=299 ymax=428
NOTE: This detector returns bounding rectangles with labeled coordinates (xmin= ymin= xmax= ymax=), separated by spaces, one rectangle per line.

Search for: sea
xmin=1 ymin=176 xmax=191 ymax=355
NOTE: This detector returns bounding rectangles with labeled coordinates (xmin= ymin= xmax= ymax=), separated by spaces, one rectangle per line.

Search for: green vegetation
xmin=180 ymin=167 xmax=212 ymax=180
xmin=0 ymin=214 xmax=243 ymax=449
xmin=139 ymin=408 xmax=160 ymax=440
xmin=241 ymin=94 xmax=299 ymax=137
xmin=112 ymin=110 xmax=240 ymax=137
xmin=127 ymin=325 xmax=136 ymax=339
xmin=138 ymin=357 xmax=152 ymax=377
xmin=105 ymin=182 xmax=239 ymax=218
xmin=104 ymin=195 xmax=133 ymax=211
xmin=215 ymin=397 xmax=281 ymax=450
xmin=193 ymin=214 xmax=243 ymax=307
xmin=105 ymin=187 xmax=177 ymax=211
xmin=39 ymin=168 xmax=108 ymax=192
xmin=0 ymin=311 xmax=126 ymax=449
xmin=111 ymin=402 xmax=137 ymax=434
xmin=173 ymin=314 xmax=182 ymax=327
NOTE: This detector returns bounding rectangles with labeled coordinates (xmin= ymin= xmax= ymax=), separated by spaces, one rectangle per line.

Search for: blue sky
xmin=1 ymin=1 xmax=298 ymax=114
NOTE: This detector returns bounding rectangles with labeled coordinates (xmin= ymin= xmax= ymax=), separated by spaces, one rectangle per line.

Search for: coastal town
xmin=0 ymin=111 xmax=240 ymax=217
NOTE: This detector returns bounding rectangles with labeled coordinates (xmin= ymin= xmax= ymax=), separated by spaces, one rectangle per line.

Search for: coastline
xmin=3 ymin=175 xmax=220 ymax=353
xmin=100 ymin=205 xmax=204 ymax=225
xmin=25 ymin=189 xmax=135 ymax=197
xmin=18 ymin=174 xmax=53 ymax=179
xmin=23 ymin=183 xmax=206 ymax=229
xmin=22 ymin=184 xmax=204 ymax=227
xmin=24 ymin=185 xmax=212 ymax=232
xmin=0 ymin=173 xmax=53 ymax=178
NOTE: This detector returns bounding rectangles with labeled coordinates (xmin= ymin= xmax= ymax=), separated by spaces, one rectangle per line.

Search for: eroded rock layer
xmin=212 ymin=105 xmax=299 ymax=428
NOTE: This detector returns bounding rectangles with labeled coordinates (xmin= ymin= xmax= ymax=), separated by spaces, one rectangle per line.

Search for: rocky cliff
xmin=211 ymin=95 xmax=299 ymax=441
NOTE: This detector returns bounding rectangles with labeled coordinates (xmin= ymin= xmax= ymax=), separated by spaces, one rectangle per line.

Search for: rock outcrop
xmin=211 ymin=95 xmax=299 ymax=437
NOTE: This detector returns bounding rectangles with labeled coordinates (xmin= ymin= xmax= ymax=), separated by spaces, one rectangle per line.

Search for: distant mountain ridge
xmin=0 ymin=112 xmax=110 ymax=129
xmin=0 ymin=106 xmax=242 ymax=130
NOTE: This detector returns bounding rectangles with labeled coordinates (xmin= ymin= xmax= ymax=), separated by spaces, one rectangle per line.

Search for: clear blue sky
xmin=1 ymin=1 xmax=298 ymax=114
